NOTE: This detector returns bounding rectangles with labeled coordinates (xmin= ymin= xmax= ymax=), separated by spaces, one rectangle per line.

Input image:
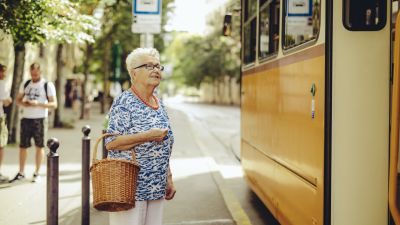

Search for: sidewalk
xmin=0 ymin=102 xmax=240 ymax=225
xmin=0 ymin=105 xmax=108 ymax=225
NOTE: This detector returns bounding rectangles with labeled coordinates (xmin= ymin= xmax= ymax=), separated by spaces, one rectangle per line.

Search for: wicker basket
xmin=90 ymin=133 xmax=140 ymax=212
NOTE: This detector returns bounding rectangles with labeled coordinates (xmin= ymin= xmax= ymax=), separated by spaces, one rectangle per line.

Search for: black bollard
xmin=82 ymin=126 xmax=91 ymax=225
xmin=47 ymin=138 xmax=60 ymax=225
xmin=102 ymin=129 xmax=107 ymax=159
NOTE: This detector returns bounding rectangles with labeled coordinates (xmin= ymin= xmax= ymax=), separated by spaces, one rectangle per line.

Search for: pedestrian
xmin=9 ymin=62 xmax=57 ymax=183
xmin=0 ymin=64 xmax=12 ymax=182
xmin=71 ymin=79 xmax=82 ymax=115
xmin=105 ymin=48 xmax=176 ymax=225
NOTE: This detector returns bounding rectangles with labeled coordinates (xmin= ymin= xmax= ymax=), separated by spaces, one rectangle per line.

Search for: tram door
xmin=241 ymin=0 xmax=392 ymax=224
xmin=330 ymin=0 xmax=390 ymax=224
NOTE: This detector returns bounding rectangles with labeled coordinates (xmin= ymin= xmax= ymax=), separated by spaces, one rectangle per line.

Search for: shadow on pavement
xmin=59 ymin=170 xmax=81 ymax=176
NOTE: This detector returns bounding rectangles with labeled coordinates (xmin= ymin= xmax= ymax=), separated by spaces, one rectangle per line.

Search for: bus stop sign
xmin=132 ymin=0 xmax=162 ymax=34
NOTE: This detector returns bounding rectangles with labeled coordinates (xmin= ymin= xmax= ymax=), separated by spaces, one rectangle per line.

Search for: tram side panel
xmin=241 ymin=47 xmax=325 ymax=225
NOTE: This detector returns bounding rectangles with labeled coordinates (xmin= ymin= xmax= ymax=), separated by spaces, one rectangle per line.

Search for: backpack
xmin=24 ymin=79 xmax=49 ymax=101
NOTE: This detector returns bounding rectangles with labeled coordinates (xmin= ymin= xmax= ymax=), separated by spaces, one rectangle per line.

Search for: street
xmin=0 ymin=101 xmax=277 ymax=225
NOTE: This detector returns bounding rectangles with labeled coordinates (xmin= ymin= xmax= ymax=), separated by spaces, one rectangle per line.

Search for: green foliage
xmin=165 ymin=0 xmax=241 ymax=88
xmin=172 ymin=35 xmax=239 ymax=88
xmin=42 ymin=0 xmax=99 ymax=43
xmin=0 ymin=0 xmax=99 ymax=45
xmin=0 ymin=0 xmax=47 ymax=45
xmin=89 ymin=0 xmax=175 ymax=80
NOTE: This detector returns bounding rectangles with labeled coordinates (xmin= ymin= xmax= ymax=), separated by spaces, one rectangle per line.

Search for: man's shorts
xmin=20 ymin=118 xmax=46 ymax=148
xmin=0 ymin=116 xmax=8 ymax=148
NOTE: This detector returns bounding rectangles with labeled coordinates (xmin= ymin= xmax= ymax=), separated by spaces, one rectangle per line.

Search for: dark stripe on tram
xmin=324 ymin=0 xmax=333 ymax=224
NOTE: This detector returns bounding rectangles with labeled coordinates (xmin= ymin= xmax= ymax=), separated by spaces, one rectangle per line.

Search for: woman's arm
xmin=165 ymin=166 xmax=176 ymax=200
xmin=106 ymin=128 xmax=168 ymax=151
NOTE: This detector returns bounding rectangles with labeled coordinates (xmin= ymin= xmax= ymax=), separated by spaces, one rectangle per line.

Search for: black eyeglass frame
xmin=133 ymin=64 xmax=165 ymax=71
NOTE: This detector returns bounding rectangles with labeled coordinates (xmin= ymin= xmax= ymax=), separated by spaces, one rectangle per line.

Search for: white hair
xmin=126 ymin=48 xmax=160 ymax=75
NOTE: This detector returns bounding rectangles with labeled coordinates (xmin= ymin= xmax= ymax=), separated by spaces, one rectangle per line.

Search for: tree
xmin=0 ymin=0 xmax=51 ymax=142
xmin=0 ymin=0 xmax=98 ymax=138
xmin=164 ymin=0 xmax=240 ymax=104
xmin=44 ymin=0 xmax=99 ymax=126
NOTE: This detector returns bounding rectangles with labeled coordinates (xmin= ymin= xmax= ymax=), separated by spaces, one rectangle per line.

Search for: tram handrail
xmin=389 ymin=12 xmax=400 ymax=225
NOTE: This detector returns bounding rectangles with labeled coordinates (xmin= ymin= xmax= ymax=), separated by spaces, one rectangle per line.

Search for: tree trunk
xmin=80 ymin=43 xmax=93 ymax=120
xmin=101 ymin=39 xmax=111 ymax=114
xmin=7 ymin=43 xmax=26 ymax=143
xmin=53 ymin=44 xmax=63 ymax=127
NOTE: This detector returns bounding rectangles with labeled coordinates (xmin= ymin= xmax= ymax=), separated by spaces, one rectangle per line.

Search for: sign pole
xmin=146 ymin=33 xmax=154 ymax=48
xmin=140 ymin=34 xmax=145 ymax=47
xmin=140 ymin=33 xmax=154 ymax=48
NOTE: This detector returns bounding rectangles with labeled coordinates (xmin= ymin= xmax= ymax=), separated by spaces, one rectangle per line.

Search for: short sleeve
xmin=0 ymin=82 xmax=9 ymax=100
xmin=47 ymin=82 xmax=56 ymax=97
xmin=105 ymin=101 xmax=132 ymax=145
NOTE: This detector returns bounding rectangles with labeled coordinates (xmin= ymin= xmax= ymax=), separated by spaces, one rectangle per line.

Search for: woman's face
xmin=131 ymin=55 xmax=162 ymax=88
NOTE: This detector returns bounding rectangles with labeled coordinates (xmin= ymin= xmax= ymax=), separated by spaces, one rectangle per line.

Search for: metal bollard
xmin=102 ymin=129 xmax=107 ymax=159
xmin=47 ymin=138 xmax=60 ymax=225
xmin=82 ymin=125 xmax=91 ymax=225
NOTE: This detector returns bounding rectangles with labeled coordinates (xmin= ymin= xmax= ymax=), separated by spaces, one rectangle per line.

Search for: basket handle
xmin=92 ymin=133 xmax=139 ymax=165
xmin=92 ymin=133 xmax=116 ymax=164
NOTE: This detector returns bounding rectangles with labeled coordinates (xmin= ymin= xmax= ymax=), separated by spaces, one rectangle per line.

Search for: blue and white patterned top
xmin=105 ymin=90 xmax=174 ymax=201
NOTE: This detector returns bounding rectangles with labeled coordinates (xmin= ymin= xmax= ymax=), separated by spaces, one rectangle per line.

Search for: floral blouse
xmin=105 ymin=90 xmax=174 ymax=201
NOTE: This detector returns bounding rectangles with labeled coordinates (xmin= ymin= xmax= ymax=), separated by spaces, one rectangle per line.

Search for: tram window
xmin=244 ymin=18 xmax=257 ymax=64
xmin=343 ymin=0 xmax=386 ymax=31
xmin=244 ymin=0 xmax=257 ymax=21
xmin=283 ymin=0 xmax=321 ymax=49
xmin=244 ymin=0 xmax=257 ymax=64
xmin=259 ymin=0 xmax=280 ymax=59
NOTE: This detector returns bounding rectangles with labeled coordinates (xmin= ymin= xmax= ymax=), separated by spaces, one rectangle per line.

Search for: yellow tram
xmin=240 ymin=0 xmax=399 ymax=224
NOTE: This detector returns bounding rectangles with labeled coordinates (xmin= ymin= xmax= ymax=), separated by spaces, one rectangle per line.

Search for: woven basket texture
xmin=90 ymin=134 xmax=140 ymax=212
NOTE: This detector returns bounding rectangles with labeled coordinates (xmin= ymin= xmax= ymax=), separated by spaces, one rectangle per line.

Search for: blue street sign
xmin=133 ymin=0 xmax=161 ymax=15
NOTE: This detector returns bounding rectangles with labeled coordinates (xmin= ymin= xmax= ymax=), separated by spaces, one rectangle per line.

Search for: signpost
xmin=133 ymin=0 xmax=160 ymax=14
xmin=132 ymin=0 xmax=162 ymax=47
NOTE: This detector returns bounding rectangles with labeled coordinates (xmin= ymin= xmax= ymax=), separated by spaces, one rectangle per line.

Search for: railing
xmin=46 ymin=125 xmax=103 ymax=225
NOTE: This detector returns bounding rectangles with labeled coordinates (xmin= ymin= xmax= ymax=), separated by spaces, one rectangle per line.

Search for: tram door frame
xmin=329 ymin=0 xmax=390 ymax=224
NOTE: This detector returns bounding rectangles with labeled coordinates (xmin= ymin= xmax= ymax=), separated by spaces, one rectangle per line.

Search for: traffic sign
xmin=133 ymin=0 xmax=161 ymax=15
xmin=133 ymin=14 xmax=161 ymax=24
xmin=131 ymin=23 xmax=161 ymax=34
xmin=132 ymin=0 xmax=162 ymax=34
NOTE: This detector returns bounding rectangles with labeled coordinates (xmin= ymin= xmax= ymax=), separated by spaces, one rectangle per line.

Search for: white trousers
xmin=109 ymin=199 xmax=164 ymax=225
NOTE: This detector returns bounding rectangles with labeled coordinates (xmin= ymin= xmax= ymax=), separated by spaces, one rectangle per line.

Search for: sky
xmin=165 ymin=0 xmax=229 ymax=34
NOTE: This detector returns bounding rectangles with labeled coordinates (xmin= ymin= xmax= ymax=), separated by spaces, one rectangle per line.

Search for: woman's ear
xmin=130 ymin=69 xmax=136 ymax=81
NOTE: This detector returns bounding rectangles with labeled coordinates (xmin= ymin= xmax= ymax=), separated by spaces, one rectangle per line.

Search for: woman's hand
xmin=146 ymin=128 xmax=168 ymax=142
xmin=165 ymin=179 xmax=176 ymax=200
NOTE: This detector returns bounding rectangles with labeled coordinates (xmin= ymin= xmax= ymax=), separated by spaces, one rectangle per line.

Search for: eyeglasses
xmin=134 ymin=64 xmax=164 ymax=71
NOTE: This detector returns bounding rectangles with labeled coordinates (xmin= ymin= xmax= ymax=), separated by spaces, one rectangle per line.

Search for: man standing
xmin=0 ymin=64 xmax=12 ymax=182
xmin=10 ymin=63 xmax=57 ymax=183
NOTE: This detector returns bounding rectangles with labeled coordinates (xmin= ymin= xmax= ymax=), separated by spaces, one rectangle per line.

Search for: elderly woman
xmin=105 ymin=48 xmax=176 ymax=225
